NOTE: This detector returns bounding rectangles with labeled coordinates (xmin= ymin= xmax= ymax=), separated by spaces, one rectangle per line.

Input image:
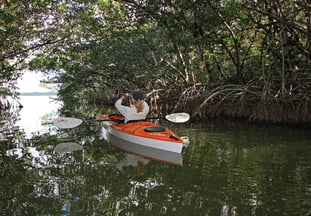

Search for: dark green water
xmin=1 ymin=96 xmax=310 ymax=215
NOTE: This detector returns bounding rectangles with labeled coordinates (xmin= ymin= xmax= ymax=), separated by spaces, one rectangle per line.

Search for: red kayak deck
xmin=110 ymin=121 xmax=183 ymax=143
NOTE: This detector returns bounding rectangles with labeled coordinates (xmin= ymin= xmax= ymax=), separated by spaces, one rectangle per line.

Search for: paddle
xmin=164 ymin=112 xmax=190 ymax=123
xmin=87 ymin=112 xmax=190 ymax=123
xmin=52 ymin=117 xmax=83 ymax=129
xmin=52 ymin=113 xmax=190 ymax=129
xmin=54 ymin=142 xmax=83 ymax=153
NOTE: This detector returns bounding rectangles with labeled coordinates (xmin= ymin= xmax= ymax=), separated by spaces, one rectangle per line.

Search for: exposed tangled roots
xmin=151 ymin=78 xmax=311 ymax=125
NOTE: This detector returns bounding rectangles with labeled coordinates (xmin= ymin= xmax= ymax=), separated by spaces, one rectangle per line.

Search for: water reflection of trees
xmin=1 ymin=111 xmax=310 ymax=215
xmin=181 ymin=122 xmax=311 ymax=215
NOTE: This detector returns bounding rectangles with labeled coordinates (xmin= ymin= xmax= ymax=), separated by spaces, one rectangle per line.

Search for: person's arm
xmin=141 ymin=101 xmax=150 ymax=116
xmin=115 ymin=96 xmax=128 ymax=116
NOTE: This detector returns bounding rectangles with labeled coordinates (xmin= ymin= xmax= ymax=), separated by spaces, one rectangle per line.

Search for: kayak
xmin=107 ymin=129 xmax=184 ymax=166
xmin=100 ymin=114 xmax=185 ymax=153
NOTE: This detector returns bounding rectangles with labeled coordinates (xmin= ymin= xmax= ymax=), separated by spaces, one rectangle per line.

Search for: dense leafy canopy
xmin=1 ymin=0 xmax=310 ymax=123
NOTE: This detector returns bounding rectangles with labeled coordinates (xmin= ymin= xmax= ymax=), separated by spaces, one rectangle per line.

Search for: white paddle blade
xmin=54 ymin=142 xmax=83 ymax=153
xmin=165 ymin=113 xmax=190 ymax=123
xmin=52 ymin=117 xmax=83 ymax=129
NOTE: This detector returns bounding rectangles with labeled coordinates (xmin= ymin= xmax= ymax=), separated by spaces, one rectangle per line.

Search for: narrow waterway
xmin=15 ymin=95 xmax=60 ymax=137
xmin=1 ymin=95 xmax=310 ymax=215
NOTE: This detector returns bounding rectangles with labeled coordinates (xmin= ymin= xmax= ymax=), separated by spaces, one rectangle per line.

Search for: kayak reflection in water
xmin=116 ymin=153 xmax=150 ymax=176
xmin=115 ymin=91 xmax=150 ymax=123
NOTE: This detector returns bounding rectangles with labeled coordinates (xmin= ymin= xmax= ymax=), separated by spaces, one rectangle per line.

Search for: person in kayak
xmin=115 ymin=91 xmax=150 ymax=123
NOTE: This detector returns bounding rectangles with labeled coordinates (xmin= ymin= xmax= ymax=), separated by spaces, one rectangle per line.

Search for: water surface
xmin=1 ymin=97 xmax=310 ymax=215
xmin=15 ymin=95 xmax=60 ymax=137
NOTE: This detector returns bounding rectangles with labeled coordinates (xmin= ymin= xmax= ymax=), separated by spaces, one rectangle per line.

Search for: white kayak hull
xmin=108 ymin=126 xmax=183 ymax=153
xmin=108 ymin=131 xmax=183 ymax=166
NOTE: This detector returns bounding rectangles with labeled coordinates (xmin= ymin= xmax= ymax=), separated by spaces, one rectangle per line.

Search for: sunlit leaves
xmin=1 ymin=0 xmax=310 ymax=122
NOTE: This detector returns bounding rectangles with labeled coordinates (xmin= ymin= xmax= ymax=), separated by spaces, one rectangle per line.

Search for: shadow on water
xmin=1 ymin=97 xmax=311 ymax=215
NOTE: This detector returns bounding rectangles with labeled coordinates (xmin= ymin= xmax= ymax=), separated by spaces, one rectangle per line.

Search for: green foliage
xmin=2 ymin=0 xmax=310 ymax=118
xmin=0 ymin=0 xmax=69 ymax=101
